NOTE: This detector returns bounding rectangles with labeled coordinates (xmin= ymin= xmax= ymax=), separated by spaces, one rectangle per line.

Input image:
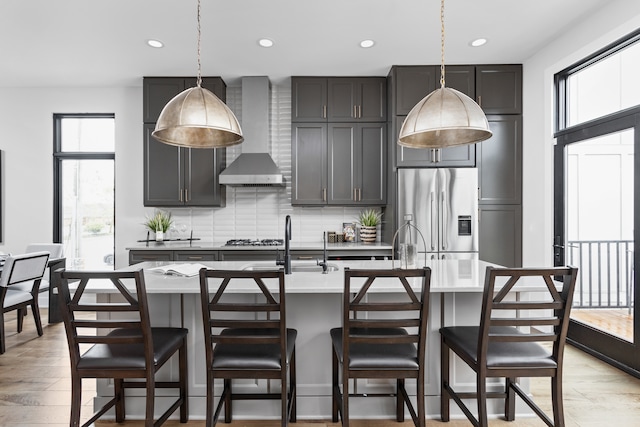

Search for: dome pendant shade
xmin=398 ymin=87 xmax=492 ymax=148
xmin=152 ymin=86 xmax=244 ymax=148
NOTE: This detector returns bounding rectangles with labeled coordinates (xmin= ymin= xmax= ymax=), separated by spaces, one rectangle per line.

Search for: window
xmin=54 ymin=114 xmax=115 ymax=270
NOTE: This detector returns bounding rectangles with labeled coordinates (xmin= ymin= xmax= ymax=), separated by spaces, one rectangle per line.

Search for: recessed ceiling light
xmin=258 ymin=38 xmax=274 ymax=48
xmin=470 ymin=38 xmax=487 ymax=47
xmin=147 ymin=39 xmax=164 ymax=48
xmin=360 ymin=39 xmax=375 ymax=48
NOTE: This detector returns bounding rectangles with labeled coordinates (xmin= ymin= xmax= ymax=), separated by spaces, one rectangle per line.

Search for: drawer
xmin=129 ymin=250 xmax=173 ymax=265
xmin=174 ymin=251 xmax=217 ymax=262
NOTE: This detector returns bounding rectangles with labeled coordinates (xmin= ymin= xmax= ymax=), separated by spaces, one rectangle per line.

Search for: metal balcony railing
xmin=567 ymin=240 xmax=634 ymax=309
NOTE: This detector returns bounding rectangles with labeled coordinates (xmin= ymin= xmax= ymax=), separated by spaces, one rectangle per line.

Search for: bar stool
xmin=199 ymin=268 xmax=296 ymax=427
xmin=330 ymin=267 xmax=431 ymax=427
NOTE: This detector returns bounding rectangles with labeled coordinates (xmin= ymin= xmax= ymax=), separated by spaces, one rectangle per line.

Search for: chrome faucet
xmin=276 ymin=215 xmax=292 ymax=274
xmin=317 ymin=231 xmax=329 ymax=274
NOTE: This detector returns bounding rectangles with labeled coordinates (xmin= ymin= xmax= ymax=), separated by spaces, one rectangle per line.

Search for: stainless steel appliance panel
xmin=397 ymin=168 xmax=478 ymax=256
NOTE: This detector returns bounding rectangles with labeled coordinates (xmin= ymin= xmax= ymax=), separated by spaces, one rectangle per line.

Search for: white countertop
xmin=82 ymin=259 xmax=523 ymax=294
xmin=126 ymin=241 xmax=393 ymax=251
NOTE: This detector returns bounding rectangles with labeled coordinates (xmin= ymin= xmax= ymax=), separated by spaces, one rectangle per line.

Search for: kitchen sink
xmin=242 ymin=262 xmax=339 ymax=273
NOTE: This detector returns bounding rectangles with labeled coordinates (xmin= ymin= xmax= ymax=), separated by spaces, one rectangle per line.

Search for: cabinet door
xmin=476 ymin=65 xmax=522 ymax=114
xmin=328 ymin=78 xmax=358 ymax=121
xmin=394 ymin=66 xmax=436 ymax=115
xmin=395 ymin=116 xmax=476 ymax=168
xmin=185 ymin=147 xmax=225 ymax=207
xmin=479 ymin=204 xmax=522 ymax=267
xmin=143 ymin=78 xmax=185 ymax=123
xmin=358 ymin=78 xmax=387 ymax=122
xmin=174 ymin=251 xmax=218 ymax=261
xmin=129 ymin=250 xmax=174 ymax=265
xmin=292 ymin=123 xmax=328 ymax=205
xmin=477 ymin=115 xmax=522 ymax=204
xmin=328 ymin=123 xmax=357 ymax=204
xmin=358 ymin=123 xmax=386 ymax=205
xmin=144 ymin=124 xmax=184 ymax=206
xmin=292 ymin=77 xmax=327 ymax=122
xmin=436 ymin=65 xmax=475 ymax=97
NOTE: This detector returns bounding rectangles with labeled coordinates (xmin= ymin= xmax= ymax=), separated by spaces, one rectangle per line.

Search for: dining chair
xmin=199 ymin=268 xmax=296 ymax=427
xmin=0 ymin=251 xmax=50 ymax=354
xmin=330 ymin=267 xmax=431 ymax=427
xmin=440 ymin=266 xmax=579 ymax=427
xmin=57 ymin=269 xmax=188 ymax=427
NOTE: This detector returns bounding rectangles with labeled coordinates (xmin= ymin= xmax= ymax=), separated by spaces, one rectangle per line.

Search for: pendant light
xmin=152 ymin=0 xmax=243 ymax=148
xmin=398 ymin=0 xmax=492 ymax=149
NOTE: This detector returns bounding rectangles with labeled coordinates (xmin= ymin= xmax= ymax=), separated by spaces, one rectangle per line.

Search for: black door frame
xmin=554 ymin=106 xmax=640 ymax=376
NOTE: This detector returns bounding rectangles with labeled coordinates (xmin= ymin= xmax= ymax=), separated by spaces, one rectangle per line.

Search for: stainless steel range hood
xmin=219 ymin=76 xmax=285 ymax=187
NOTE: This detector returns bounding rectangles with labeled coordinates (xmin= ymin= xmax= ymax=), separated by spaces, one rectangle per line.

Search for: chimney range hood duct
xmin=219 ymin=76 xmax=285 ymax=187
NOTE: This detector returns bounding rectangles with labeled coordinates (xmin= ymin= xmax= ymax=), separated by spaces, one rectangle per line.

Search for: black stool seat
xmin=330 ymin=327 xmax=418 ymax=370
xmin=212 ymin=328 xmax=297 ymax=370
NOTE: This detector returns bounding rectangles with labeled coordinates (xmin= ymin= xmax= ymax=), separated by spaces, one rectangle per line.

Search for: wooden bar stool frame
xmin=331 ymin=267 xmax=431 ymax=427
xmin=199 ymin=268 xmax=296 ymax=427
xmin=57 ymin=269 xmax=189 ymax=427
xmin=440 ymin=266 xmax=579 ymax=427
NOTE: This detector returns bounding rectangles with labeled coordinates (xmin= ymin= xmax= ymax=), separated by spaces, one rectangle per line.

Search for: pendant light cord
xmin=196 ymin=0 xmax=202 ymax=87
xmin=440 ymin=0 xmax=445 ymax=89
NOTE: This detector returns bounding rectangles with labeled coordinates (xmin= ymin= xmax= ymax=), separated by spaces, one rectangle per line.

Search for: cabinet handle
xmin=353 ymin=188 xmax=357 ymax=201
xmin=187 ymin=256 xmax=202 ymax=260
xmin=358 ymin=105 xmax=362 ymax=118
xmin=430 ymin=149 xmax=436 ymax=163
xmin=297 ymin=256 xmax=313 ymax=260
xmin=436 ymin=149 xmax=442 ymax=162
xmin=179 ymin=189 xmax=184 ymax=202
xmin=323 ymin=105 xmax=327 ymax=118
xmin=353 ymin=105 xmax=357 ymax=118
xmin=185 ymin=188 xmax=189 ymax=202
xmin=322 ymin=188 xmax=327 ymax=202
xmin=478 ymin=95 xmax=482 ymax=107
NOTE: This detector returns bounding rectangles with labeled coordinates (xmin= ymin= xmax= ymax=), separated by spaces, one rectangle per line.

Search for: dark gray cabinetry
xmin=216 ymin=250 xmax=323 ymax=262
xmin=144 ymin=125 xmax=226 ymax=207
xmin=143 ymin=77 xmax=227 ymax=207
xmin=390 ymin=66 xmax=476 ymax=168
xmin=477 ymin=115 xmax=522 ymax=204
xmin=476 ymin=65 xmax=522 ymax=115
xmin=327 ymin=78 xmax=386 ymax=122
xmin=328 ymin=123 xmax=386 ymax=205
xmin=292 ymin=123 xmax=327 ymax=205
xmin=479 ymin=205 xmax=522 ymax=267
xmin=292 ymin=77 xmax=386 ymax=122
xmin=291 ymin=122 xmax=386 ymax=206
xmin=292 ymin=76 xmax=387 ymax=206
xmin=129 ymin=250 xmax=173 ymax=265
xmin=174 ymin=251 xmax=218 ymax=262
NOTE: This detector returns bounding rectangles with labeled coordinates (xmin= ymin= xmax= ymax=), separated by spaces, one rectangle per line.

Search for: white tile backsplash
xmin=162 ymin=78 xmax=381 ymax=243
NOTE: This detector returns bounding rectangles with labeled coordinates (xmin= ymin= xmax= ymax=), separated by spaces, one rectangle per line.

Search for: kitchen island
xmin=88 ymin=259 xmax=535 ymax=421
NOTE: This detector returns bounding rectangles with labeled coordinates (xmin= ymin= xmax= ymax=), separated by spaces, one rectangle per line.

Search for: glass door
xmin=555 ymin=112 xmax=639 ymax=373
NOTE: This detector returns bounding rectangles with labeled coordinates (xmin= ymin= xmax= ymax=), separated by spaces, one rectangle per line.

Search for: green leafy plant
xmin=144 ymin=211 xmax=173 ymax=233
xmin=357 ymin=209 xmax=382 ymax=227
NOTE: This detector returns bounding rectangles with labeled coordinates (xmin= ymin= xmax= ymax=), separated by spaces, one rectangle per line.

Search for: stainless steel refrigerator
xmin=397 ymin=168 xmax=479 ymax=259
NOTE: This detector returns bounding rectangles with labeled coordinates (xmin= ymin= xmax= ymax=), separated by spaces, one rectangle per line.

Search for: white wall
xmin=521 ymin=0 xmax=640 ymax=266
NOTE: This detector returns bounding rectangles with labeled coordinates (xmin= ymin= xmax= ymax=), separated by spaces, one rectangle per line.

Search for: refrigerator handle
xmin=430 ymin=191 xmax=437 ymax=250
xmin=441 ymin=189 xmax=447 ymax=251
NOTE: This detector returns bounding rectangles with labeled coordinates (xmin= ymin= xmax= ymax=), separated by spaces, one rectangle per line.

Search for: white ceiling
xmin=0 ymin=0 xmax=610 ymax=88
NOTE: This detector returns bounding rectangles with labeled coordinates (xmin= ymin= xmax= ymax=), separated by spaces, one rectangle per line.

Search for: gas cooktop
xmin=225 ymin=239 xmax=284 ymax=247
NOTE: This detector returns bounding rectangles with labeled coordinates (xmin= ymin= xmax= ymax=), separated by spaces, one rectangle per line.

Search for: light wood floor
xmin=2 ymin=310 xmax=640 ymax=426
xmin=571 ymin=308 xmax=633 ymax=342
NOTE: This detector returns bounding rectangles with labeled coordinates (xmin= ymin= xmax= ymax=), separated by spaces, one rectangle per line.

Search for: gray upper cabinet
xmin=291 ymin=123 xmax=328 ymax=205
xmin=436 ymin=65 xmax=475 ymax=97
xmin=476 ymin=65 xmax=522 ymax=114
xmin=477 ymin=115 xmax=522 ymax=205
xmin=392 ymin=66 xmax=437 ymax=116
xmin=292 ymin=77 xmax=386 ymax=123
xmin=291 ymin=77 xmax=327 ymax=122
xmin=291 ymin=122 xmax=386 ymax=206
xmin=143 ymin=125 xmax=226 ymax=207
xmin=328 ymin=123 xmax=386 ymax=205
xmin=143 ymin=76 xmax=227 ymax=207
xmin=327 ymin=78 xmax=386 ymax=122
xmin=143 ymin=77 xmax=225 ymax=123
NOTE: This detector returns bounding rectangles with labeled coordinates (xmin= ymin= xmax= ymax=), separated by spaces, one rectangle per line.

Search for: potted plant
xmin=144 ymin=211 xmax=173 ymax=242
xmin=357 ymin=209 xmax=382 ymax=243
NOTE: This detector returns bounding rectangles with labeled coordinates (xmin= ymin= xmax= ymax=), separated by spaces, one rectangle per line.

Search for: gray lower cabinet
xmin=292 ymin=122 xmax=386 ymax=206
xmin=174 ymin=251 xmax=218 ymax=262
xmin=477 ymin=115 xmax=522 ymax=204
xmin=479 ymin=205 xmax=522 ymax=267
xmin=129 ymin=250 xmax=173 ymax=265
xmin=218 ymin=250 xmax=322 ymax=262
xmin=143 ymin=125 xmax=226 ymax=207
